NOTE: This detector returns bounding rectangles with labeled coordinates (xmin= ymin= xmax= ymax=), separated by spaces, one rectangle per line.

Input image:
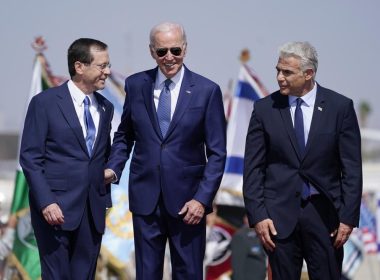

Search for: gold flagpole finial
xmin=239 ymin=48 xmax=250 ymax=63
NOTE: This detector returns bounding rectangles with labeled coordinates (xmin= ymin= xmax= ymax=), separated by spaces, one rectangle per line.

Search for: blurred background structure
xmin=1 ymin=1 xmax=380 ymax=279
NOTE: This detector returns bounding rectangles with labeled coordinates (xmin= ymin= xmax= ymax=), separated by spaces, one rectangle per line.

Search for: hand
xmin=254 ymin=218 xmax=277 ymax=252
xmin=42 ymin=203 xmax=64 ymax=225
xmin=331 ymin=222 xmax=353 ymax=248
xmin=104 ymin=168 xmax=116 ymax=184
xmin=178 ymin=199 xmax=205 ymax=225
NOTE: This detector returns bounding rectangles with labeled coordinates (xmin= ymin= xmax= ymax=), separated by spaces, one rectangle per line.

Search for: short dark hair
xmin=67 ymin=38 xmax=108 ymax=78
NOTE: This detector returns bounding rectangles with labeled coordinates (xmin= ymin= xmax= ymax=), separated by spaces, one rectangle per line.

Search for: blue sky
xmin=1 ymin=0 xmax=379 ymax=132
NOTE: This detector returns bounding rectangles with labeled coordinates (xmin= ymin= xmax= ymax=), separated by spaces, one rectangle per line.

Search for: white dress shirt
xmin=67 ymin=80 xmax=100 ymax=146
xmin=153 ymin=66 xmax=185 ymax=118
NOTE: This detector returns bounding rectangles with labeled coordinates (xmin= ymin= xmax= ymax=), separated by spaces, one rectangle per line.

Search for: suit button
xmin=295 ymin=191 xmax=300 ymax=197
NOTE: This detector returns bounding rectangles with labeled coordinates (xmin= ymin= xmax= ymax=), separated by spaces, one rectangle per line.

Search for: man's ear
xmin=74 ymin=61 xmax=84 ymax=75
xmin=304 ymin=68 xmax=314 ymax=81
xmin=182 ymin=43 xmax=187 ymax=57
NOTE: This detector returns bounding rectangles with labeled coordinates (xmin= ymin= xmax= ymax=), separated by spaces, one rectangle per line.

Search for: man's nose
xmin=277 ymin=72 xmax=284 ymax=81
xmin=103 ymin=67 xmax=111 ymax=75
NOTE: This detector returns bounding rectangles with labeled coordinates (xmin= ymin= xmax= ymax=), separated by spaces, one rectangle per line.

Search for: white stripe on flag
xmin=216 ymin=65 xmax=266 ymax=206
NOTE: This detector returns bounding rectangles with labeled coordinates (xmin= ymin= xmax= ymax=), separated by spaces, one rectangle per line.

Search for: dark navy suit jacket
xmin=107 ymin=66 xmax=227 ymax=216
xmin=20 ymin=82 xmax=114 ymax=234
xmin=243 ymin=84 xmax=362 ymax=239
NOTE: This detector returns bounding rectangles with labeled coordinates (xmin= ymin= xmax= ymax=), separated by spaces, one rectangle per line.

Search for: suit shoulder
xmin=125 ymin=69 xmax=155 ymax=84
xmin=31 ymin=83 xmax=67 ymax=102
xmin=254 ymin=90 xmax=281 ymax=106
xmin=189 ymin=70 xmax=220 ymax=88
xmin=318 ymin=85 xmax=353 ymax=105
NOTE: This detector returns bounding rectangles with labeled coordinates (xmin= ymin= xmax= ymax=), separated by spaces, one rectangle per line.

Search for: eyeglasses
xmin=154 ymin=47 xmax=183 ymax=57
xmin=85 ymin=62 xmax=112 ymax=72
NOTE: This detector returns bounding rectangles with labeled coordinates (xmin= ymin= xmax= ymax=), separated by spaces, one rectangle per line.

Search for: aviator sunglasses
xmin=155 ymin=47 xmax=183 ymax=57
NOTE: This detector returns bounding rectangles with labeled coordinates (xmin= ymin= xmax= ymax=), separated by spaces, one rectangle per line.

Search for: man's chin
xmin=279 ymin=89 xmax=289 ymax=96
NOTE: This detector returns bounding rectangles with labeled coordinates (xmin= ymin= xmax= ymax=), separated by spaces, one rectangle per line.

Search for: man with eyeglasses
xmin=105 ymin=22 xmax=226 ymax=279
xmin=20 ymin=38 xmax=114 ymax=279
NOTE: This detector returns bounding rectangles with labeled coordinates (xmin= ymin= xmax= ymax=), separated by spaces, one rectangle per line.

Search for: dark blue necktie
xmin=84 ymin=96 xmax=96 ymax=156
xmin=157 ymin=79 xmax=172 ymax=137
xmin=294 ymin=98 xmax=310 ymax=199
xmin=294 ymin=98 xmax=305 ymax=154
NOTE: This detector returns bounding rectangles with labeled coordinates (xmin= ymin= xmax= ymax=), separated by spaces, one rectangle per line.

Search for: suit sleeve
xmin=105 ymin=105 xmax=114 ymax=208
xmin=106 ymin=81 xmax=135 ymax=181
xmin=193 ymin=84 xmax=227 ymax=209
xmin=19 ymin=96 xmax=57 ymax=211
xmin=338 ymin=100 xmax=362 ymax=226
xmin=243 ymin=103 xmax=269 ymax=227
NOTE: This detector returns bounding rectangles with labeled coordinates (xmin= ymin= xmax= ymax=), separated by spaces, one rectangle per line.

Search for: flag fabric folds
xmin=206 ymin=64 xmax=268 ymax=280
xmin=8 ymin=53 xmax=62 ymax=280
xmin=216 ymin=64 xmax=268 ymax=207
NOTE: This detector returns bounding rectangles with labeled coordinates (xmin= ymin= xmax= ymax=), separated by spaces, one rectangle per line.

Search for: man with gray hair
xmin=243 ymin=41 xmax=362 ymax=279
xmin=105 ymin=22 xmax=226 ymax=279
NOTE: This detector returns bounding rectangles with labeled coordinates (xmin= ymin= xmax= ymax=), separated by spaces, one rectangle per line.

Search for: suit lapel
xmin=56 ymin=83 xmax=89 ymax=157
xmin=164 ymin=67 xmax=194 ymax=139
xmin=277 ymin=93 xmax=303 ymax=160
xmin=91 ymin=92 xmax=107 ymax=156
xmin=304 ymin=85 xmax=326 ymax=157
xmin=142 ymin=69 xmax=162 ymax=139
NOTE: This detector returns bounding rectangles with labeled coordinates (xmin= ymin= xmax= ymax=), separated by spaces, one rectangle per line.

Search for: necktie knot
xmin=296 ymin=97 xmax=303 ymax=108
xmin=164 ymin=79 xmax=172 ymax=89
xmin=84 ymin=96 xmax=90 ymax=106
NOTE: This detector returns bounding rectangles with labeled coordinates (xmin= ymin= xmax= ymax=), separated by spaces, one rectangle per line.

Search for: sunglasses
xmin=155 ymin=47 xmax=183 ymax=57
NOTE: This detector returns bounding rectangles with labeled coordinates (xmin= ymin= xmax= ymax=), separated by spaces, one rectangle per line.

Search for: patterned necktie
xmin=294 ymin=98 xmax=310 ymax=199
xmin=157 ymin=79 xmax=172 ymax=137
xmin=84 ymin=96 xmax=96 ymax=156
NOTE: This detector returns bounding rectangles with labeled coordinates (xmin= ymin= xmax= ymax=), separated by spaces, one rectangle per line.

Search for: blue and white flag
xmin=216 ymin=64 xmax=267 ymax=206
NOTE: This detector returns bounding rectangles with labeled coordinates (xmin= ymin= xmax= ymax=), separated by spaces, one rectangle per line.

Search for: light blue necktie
xmin=294 ymin=98 xmax=310 ymax=199
xmin=84 ymin=96 xmax=96 ymax=156
xmin=157 ymin=79 xmax=172 ymax=137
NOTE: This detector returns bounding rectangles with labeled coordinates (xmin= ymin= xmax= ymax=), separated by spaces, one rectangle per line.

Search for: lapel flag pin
xmin=318 ymin=106 xmax=323 ymax=111
xmin=186 ymin=90 xmax=191 ymax=94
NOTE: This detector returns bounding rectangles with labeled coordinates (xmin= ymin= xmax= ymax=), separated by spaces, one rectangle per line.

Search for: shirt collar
xmin=156 ymin=66 xmax=184 ymax=89
xmin=67 ymin=80 xmax=96 ymax=106
xmin=288 ymin=82 xmax=317 ymax=107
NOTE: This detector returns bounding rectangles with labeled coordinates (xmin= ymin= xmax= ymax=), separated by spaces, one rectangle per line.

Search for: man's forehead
xmin=276 ymin=57 xmax=300 ymax=70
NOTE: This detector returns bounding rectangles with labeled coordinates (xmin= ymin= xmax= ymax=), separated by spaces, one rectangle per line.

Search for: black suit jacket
xmin=243 ymin=84 xmax=362 ymax=238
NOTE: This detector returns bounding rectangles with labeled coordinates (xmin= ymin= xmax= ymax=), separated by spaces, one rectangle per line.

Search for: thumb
xmin=268 ymin=221 xmax=277 ymax=236
xmin=178 ymin=204 xmax=189 ymax=215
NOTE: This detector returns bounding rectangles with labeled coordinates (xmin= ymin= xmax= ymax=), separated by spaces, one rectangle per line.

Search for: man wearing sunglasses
xmin=105 ymin=22 xmax=226 ymax=279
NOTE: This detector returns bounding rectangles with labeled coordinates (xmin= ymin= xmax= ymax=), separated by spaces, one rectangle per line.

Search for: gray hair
xmin=149 ymin=22 xmax=187 ymax=47
xmin=279 ymin=41 xmax=318 ymax=74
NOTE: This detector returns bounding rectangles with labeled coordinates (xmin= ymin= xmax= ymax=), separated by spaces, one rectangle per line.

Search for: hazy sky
xmin=1 ymin=0 xmax=379 ymax=133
